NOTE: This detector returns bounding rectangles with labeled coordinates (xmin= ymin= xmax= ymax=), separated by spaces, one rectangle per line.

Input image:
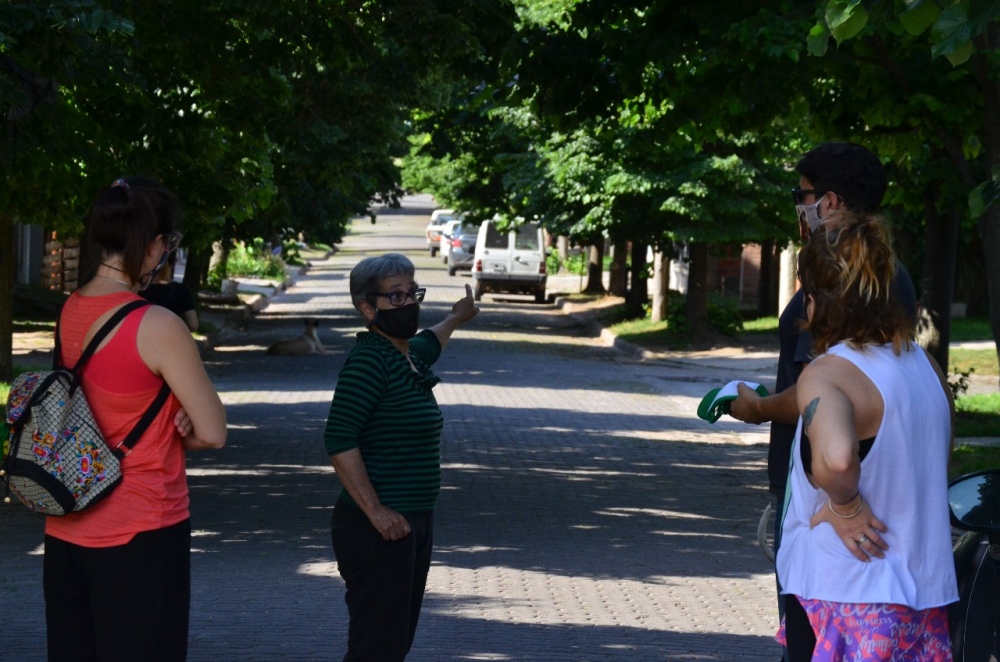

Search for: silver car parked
xmin=445 ymin=222 xmax=481 ymax=276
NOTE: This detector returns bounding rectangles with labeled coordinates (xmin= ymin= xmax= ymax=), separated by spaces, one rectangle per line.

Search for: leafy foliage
xmin=223 ymin=240 xmax=287 ymax=281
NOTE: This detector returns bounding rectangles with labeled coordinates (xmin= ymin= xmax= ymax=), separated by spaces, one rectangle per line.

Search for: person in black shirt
xmin=728 ymin=142 xmax=916 ymax=661
xmin=141 ymin=251 xmax=199 ymax=332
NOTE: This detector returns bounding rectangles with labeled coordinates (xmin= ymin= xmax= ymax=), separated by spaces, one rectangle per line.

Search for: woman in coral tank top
xmin=44 ymin=177 xmax=227 ymax=661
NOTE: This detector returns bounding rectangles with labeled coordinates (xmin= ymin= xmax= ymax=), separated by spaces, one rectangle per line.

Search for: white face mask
xmin=795 ymin=200 xmax=824 ymax=232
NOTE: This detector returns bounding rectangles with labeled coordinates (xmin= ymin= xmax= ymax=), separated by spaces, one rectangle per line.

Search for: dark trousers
xmin=331 ymin=502 xmax=434 ymax=662
xmin=784 ymin=594 xmax=817 ymax=662
xmin=44 ymin=519 xmax=191 ymax=662
xmin=774 ymin=489 xmax=790 ymax=662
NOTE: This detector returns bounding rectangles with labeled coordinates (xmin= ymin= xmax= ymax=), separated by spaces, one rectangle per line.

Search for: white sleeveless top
xmin=776 ymin=342 xmax=957 ymax=609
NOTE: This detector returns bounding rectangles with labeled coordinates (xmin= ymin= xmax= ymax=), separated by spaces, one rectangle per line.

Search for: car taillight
xmin=539 ymin=262 xmax=546 ymax=275
xmin=474 ymin=259 xmax=482 ymax=272
xmin=451 ymin=238 xmax=462 ymax=247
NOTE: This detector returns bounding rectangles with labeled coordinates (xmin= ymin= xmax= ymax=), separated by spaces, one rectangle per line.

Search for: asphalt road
xmin=1 ymin=195 xmax=781 ymax=661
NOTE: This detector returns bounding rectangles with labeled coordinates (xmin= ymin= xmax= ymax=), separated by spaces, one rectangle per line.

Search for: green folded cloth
xmin=697 ymin=380 xmax=769 ymax=423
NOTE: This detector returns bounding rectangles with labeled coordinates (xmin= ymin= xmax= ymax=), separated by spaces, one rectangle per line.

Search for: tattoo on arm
xmin=802 ymin=397 xmax=820 ymax=432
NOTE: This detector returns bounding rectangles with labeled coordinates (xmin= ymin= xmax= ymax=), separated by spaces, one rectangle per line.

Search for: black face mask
xmin=372 ymin=304 xmax=420 ymax=340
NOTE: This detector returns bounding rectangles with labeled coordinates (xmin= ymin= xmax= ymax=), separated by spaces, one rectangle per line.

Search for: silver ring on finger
xmin=858 ymin=534 xmax=869 ymax=545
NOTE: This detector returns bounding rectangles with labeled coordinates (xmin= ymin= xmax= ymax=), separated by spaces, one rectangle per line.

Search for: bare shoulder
xmin=797 ymin=354 xmax=867 ymax=403
xmin=799 ymin=354 xmax=849 ymax=386
xmin=140 ymin=305 xmax=194 ymax=342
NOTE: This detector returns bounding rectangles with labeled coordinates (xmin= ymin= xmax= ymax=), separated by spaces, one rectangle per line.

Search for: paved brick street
xmin=2 ymin=195 xmax=782 ymax=660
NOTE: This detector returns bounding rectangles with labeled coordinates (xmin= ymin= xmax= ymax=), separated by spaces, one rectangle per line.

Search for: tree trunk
xmin=1 ymin=214 xmax=14 ymax=382
xmin=757 ymin=239 xmax=778 ymax=317
xmin=626 ymin=240 xmax=647 ymax=317
xmin=915 ymin=194 xmax=959 ymax=374
xmin=982 ymin=204 xmax=1000 ymax=390
xmin=685 ymin=241 xmax=711 ymax=338
xmin=584 ymin=242 xmax=605 ymax=294
xmin=183 ymin=246 xmax=209 ymax=293
xmin=650 ymin=251 xmax=669 ymax=322
xmin=557 ymin=235 xmax=569 ymax=263
xmin=608 ymin=242 xmax=627 ymax=296
xmin=972 ymin=28 xmax=1000 ymax=390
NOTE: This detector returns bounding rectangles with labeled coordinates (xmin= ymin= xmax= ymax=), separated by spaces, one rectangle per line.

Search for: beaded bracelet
xmin=828 ymin=496 xmax=864 ymax=519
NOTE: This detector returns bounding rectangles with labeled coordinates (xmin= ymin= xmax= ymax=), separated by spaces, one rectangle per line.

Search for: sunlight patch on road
xmin=441 ymin=463 xmax=495 ymax=470
xmin=595 ymin=507 xmax=712 ymax=520
xmin=186 ymin=464 xmax=333 ymax=477
xmin=528 ymin=467 xmax=657 ymax=478
xmin=187 ymin=468 xmax=271 ymax=476
xmin=650 ymin=530 xmax=739 ymax=539
xmin=605 ymin=428 xmax=769 ymax=445
xmin=219 ymin=390 xmax=332 ymax=405
xmin=436 ymin=545 xmax=520 ymax=554
xmin=419 ymin=566 xmax=777 ymax=637
xmin=298 ymin=561 xmax=339 ymax=578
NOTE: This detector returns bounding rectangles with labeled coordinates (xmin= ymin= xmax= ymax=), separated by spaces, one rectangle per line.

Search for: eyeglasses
xmin=791 ymin=188 xmax=826 ymax=205
xmin=370 ymin=288 xmax=426 ymax=307
xmin=162 ymin=231 xmax=183 ymax=253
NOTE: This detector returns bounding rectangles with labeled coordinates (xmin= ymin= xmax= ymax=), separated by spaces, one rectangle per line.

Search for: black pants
xmin=44 ymin=519 xmax=191 ymax=662
xmin=774 ymin=490 xmax=790 ymax=661
xmin=784 ymin=594 xmax=818 ymax=662
xmin=331 ymin=502 xmax=434 ymax=662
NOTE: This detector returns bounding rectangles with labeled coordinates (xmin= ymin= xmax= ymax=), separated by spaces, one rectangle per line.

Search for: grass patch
xmin=743 ymin=316 xmax=779 ymax=333
xmin=13 ymin=319 xmax=56 ymax=333
xmin=951 ymin=348 xmax=999 ymax=377
xmin=955 ymin=393 xmax=1000 ymax=438
xmin=950 ymin=445 xmax=1000 ymax=480
xmin=951 ymin=317 xmax=994 ymax=342
xmin=610 ymin=316 xmax=676 ymax=346
xmin=609 ymin=315 xmax=695 ymax=351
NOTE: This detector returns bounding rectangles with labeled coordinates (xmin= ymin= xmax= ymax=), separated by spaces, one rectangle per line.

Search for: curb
xmin=551 ymin=294 xmax=648 ymax=361
xmin=195 ymin=253 xmax=331 ymax=355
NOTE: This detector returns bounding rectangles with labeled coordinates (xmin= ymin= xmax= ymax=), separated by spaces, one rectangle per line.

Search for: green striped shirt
xmin=324 ymin=329 xmax=443 ymax=512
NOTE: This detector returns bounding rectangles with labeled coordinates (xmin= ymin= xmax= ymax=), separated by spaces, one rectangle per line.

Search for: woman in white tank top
xmin=775 ymin=211 xmax=957 ymax=661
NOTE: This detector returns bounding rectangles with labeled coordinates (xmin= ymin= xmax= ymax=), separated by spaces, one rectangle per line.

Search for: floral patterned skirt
xmin=776 ymin=598 xmax=953 ymax=661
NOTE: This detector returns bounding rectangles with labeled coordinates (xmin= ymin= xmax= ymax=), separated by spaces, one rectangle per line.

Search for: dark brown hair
xmin=85 ymin=176 xmax=181 ymax=283
xmin=798 ymin=210 xmax=913 ymax=355
xmin=794 ymin=142 xmax=886 ymax=213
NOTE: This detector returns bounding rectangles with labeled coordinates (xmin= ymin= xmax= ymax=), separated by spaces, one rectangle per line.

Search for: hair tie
xmin=111 ymin=178 xmax=130 ymax=190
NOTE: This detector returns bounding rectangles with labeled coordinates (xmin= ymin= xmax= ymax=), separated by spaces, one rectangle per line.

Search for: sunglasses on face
xmin=791 ymin=188 xmax=830 ymax=206
xmin=371 ymin=288 xmax=426 ymax=307
xmin=162 ymin=231 xmax=183 ymax=253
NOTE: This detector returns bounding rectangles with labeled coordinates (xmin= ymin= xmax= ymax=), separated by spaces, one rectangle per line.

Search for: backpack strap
xmin=55 ymin=299 xmax=173 ymax=458
xmin=114 ymin=382 xmax=172 ymax=457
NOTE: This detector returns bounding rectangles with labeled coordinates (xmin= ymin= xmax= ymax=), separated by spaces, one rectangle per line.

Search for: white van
xmin=471 ymin=220 xmax=547 ymax=303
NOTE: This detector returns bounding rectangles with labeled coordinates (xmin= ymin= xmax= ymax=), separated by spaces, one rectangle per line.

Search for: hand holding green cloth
xmin=697 ymin=380 xmax=769 ymax=423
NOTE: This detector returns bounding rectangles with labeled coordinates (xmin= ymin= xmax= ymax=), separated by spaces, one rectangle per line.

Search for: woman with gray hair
xmin=323 ymin=253 xmax=478 ymax=661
